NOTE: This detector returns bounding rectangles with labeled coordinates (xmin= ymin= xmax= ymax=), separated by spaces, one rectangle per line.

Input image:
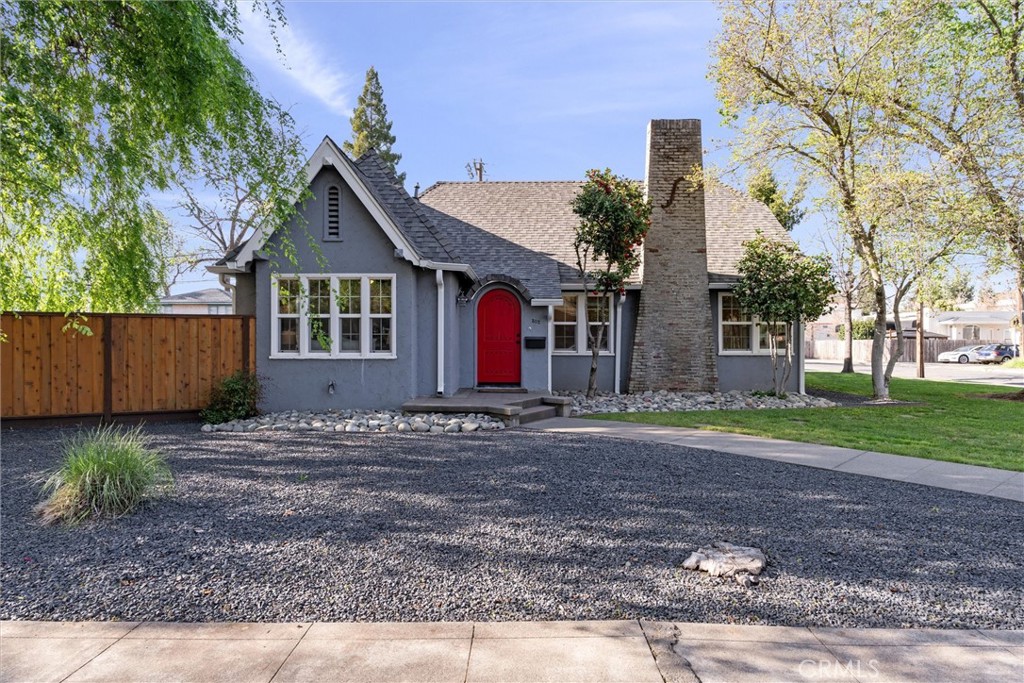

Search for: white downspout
xmin=436 ymin=269 xmax=445 ymax=396
xmin=547 ymin=305 xmax=554 ymax=392
xmin=615 ymin=293 xmax=625 ymax=394
xmin=218 ymin=273 xmax=236 ymax=313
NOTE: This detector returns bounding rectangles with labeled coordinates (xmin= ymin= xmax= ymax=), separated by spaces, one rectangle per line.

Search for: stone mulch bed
xmin=2 ymin=425 xmax=1021 ymax=627
xmin=202 ymin=410 xmax=505 ymax=434
xmin=557 ymin=389 xmax=836 ymax=416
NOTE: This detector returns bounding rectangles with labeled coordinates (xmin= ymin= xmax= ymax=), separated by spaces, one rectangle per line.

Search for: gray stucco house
xmin=211 ymin=119 xmax=801 ymax=412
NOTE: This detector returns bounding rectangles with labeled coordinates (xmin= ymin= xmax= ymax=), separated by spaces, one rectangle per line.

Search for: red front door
xmin=477 ymin=289 xmax=521 ymax=385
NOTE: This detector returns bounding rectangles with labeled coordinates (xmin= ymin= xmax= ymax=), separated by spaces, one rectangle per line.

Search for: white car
xmin=937 ymin=345 xmax=984 ymax=364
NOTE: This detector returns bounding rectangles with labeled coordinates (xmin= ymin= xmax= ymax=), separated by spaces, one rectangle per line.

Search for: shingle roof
xmin=352 ymin=152 xmax=458 ymax=264
xmin=159 ymin=288 xmax=232 ymax=305
xmin=703 ymin=181 xmax=794 ymax=283
xmin=418 ymin=181 xmax=584 ymax=300
xmin=418 ymin=179 xmax=793 ymax=291
xmin=416 ymin=202 xmax=564 ymax=300
xmin=934 ymin=310 xmax=1014 ymax=324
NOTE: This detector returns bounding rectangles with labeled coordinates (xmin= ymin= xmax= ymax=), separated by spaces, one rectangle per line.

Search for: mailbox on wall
xmin=524 ymin=337 xmax=546 ymax=349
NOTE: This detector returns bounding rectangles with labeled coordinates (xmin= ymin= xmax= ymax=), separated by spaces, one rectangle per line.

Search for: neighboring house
xmin=158 ymin=288 xmax=233 ymax=315
xmin=932 ymin=310 xmax=1018 ymax=343
xmin=210 ymin=119 xmax=800 ymax=411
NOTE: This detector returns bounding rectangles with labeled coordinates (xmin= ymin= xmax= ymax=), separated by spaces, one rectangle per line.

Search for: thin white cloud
xmin=237 ymin=6 xmax=351 ymax=117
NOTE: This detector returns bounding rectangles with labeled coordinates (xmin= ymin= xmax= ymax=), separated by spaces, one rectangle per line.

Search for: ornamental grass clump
xmin=36 ymin=425 xmax=172 ymax=526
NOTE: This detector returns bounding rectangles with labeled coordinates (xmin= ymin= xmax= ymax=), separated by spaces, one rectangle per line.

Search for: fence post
xmin=241 ymin=316 xmax=251 ymax=373
xmin=102 ymin=314 xmax=113 ymax=423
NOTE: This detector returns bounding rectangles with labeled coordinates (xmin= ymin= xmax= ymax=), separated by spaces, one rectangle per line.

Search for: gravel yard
xmin=2 ymin=424 xmax=1021 ymax=628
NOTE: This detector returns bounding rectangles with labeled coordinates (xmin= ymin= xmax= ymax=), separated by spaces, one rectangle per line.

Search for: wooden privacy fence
xmin=1 ymin=313 xmax=254 ymax=422
xmin=804 ymin=338 xmax=977 ymax=364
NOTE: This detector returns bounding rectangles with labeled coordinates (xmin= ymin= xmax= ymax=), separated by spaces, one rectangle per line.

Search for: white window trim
xmin=717 ymin=292 xmax=789 ymax=356
xmin=551 ymin=292 xmax=615 ymax=356
xmin=270 ymin=273 xmax=397 ymax=360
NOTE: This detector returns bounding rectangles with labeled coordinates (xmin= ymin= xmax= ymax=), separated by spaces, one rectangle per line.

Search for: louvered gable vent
xmin=325 ymin=185 xmax=341 ymax=239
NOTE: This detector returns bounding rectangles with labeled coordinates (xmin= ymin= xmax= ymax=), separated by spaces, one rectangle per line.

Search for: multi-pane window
xmin=369 ymin=278 xmax=392 ymax=353
xmin=307 ymin=278 xmax=331 ymax=353
xmin=272 ymin=275 xmax=394 ymax=358
xmin=586 ymin=296 xmax=610 ymax=351
xmin=758 ymin=323 xmax=788 ymax=352
xmin=553 ymin=298 xmax=578 ymax=351
xmin=719 ymin=292 xmax=790 ymax=354
xmin=720 ymin=293 xmax=752 ymax=351
xmin=276 ymin=278 xmax=301 ymax=353
xmin=552 ymin=293 xmax=614 ymax=354
xmin=336 ymin=278 xmax=361 ymax=352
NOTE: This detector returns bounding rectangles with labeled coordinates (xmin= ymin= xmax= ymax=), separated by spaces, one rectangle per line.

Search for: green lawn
xmin=590 ymin=372 xmax=1024 ymax=471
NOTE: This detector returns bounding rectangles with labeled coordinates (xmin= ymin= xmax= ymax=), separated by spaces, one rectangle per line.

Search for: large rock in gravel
xmin=683 ymin=542 xmax=767 ymax=587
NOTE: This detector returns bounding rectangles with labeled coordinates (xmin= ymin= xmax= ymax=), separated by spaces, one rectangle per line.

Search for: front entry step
xmin=518 ymin=405 xmax=557 ymax=424
xmin=401 ymin=393 xmax=572 ymax=427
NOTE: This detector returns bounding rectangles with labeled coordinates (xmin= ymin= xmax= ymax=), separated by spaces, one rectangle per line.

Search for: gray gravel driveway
xmin=2 ymin=424 xmax=1021 ymax=628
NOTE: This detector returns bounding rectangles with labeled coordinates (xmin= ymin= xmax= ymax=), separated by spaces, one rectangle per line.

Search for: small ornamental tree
xmin=733 ymin=235 xmax=837 ymax=396
xmin=571 ymin=169 xmax=651 ymax=397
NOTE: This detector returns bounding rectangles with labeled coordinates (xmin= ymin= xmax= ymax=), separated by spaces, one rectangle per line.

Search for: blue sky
xmin=173 ymin=0 xmax=816 ymax=292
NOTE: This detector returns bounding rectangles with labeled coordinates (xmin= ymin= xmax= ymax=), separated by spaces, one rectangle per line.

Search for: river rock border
xmin=202 ymin=390 xmax=836 ymax=434
xmin=558 ymin=389 xmax=836 ymax=416
xmin=201 ymin=411 xmax=505 ymax=434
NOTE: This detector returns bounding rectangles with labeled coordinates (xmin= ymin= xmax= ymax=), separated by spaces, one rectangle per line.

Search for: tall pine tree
xmin=343 ymin=67 xmax=405 ymax=185
xmin=747 ymin=168 xmax=805 ymax=232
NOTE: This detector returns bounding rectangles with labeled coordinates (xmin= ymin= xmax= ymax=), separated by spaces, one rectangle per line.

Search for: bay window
xmin=272 ymin=274 xmax=395 ymax=358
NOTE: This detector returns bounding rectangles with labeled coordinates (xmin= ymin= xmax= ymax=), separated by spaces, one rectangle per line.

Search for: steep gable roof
xmin=212 ymin=138 xmax=470 ymax=276
xmin=351 ymin=151 xmax=459 ymax=264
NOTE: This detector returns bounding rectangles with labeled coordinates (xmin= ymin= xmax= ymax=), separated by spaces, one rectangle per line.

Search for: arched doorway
xmin=477 ymin=289 xmax=521 ymax=385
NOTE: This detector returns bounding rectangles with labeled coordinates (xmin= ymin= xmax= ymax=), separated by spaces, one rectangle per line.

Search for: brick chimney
xmin=629 ymin=120 xmax=718 ymax=392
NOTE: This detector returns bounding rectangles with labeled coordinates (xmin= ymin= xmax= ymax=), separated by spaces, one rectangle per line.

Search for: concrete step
xmin=518 ymin=405 xmax=557 ymax=424
xmin=515 ymin=397 xmax=545 ymax=409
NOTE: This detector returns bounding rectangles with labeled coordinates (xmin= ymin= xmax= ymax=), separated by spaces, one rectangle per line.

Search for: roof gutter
xmin=422 ymin=260 xmax=477 ymax=281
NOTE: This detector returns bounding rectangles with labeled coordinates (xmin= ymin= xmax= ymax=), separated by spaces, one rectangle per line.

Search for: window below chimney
xmin=718 ymin=292 xmax=788 ymax=355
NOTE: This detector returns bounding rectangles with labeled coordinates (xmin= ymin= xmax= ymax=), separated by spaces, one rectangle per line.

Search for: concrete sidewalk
xmin=1 ymin=620 xmax=1021 ymax=682
xmin=526 ymin=418 xmax=1024 ymax=502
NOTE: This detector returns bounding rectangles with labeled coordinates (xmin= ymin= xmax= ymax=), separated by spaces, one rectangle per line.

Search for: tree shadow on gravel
xmin=1 ymin=424 xmax=1021 ymax=627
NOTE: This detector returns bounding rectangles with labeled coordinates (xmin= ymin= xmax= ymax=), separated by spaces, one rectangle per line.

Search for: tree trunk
xmin=870 ymin=281 xmax=889 ymax=400
xmin=916 ymin=299 xmax=925 ymax=378
xmin=780 ymin=321 xmax=794 ymax=393
xmin=842 ymin=295 xmax=854 ymax=373
xmin=1016 ymin=265 xmax=1024 ymax=346
xmin=768 ymin=324 xmax=781 ymax=394
xmin=587 ymin=320 xmax=604 ymax=399
xmin=885 ymin=301 xmax=906 ymax=396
